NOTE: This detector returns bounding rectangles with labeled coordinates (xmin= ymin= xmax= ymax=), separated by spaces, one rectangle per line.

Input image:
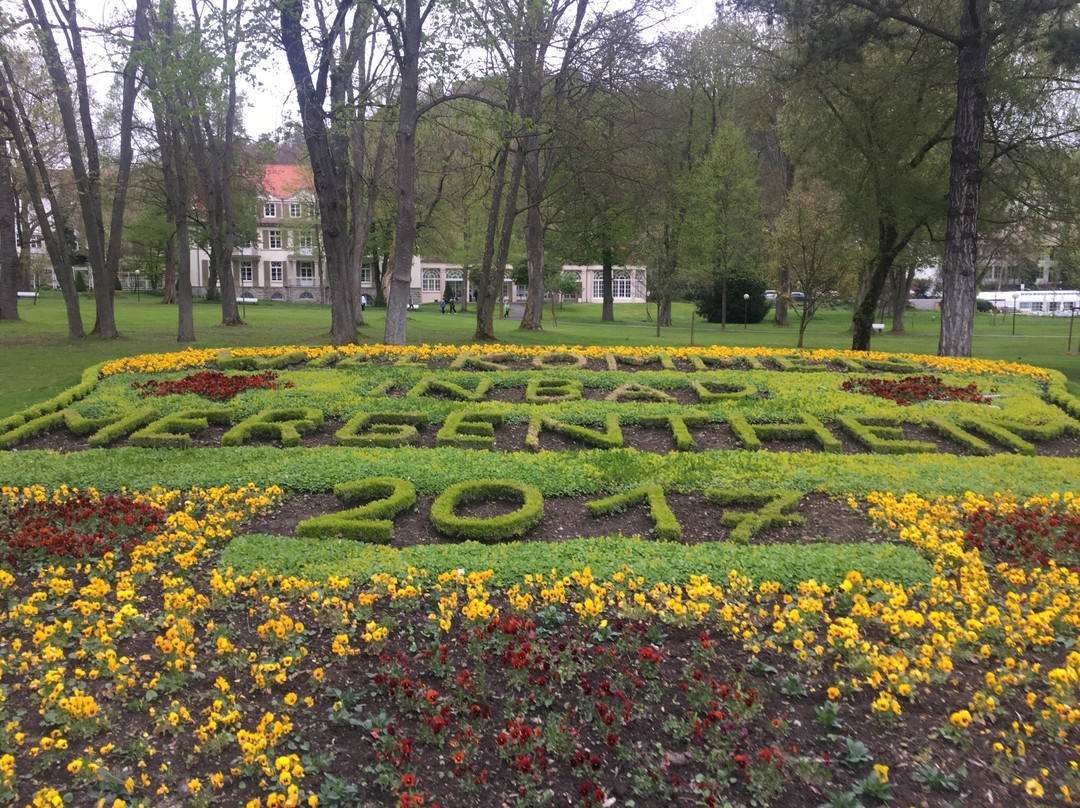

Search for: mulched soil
xmin=243 ymin=492 xmax=875 ymax=547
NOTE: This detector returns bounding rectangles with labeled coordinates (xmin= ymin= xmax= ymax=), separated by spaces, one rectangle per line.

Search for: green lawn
xmin=2 ymin=290 xmax=1077 ymax=418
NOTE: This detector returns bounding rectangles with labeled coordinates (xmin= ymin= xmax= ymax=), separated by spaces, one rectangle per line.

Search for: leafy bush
xmin=691 ymin=275 xmax=771 ymax=324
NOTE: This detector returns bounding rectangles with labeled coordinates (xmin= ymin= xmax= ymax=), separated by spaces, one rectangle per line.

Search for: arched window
xmin=271 ymin=292 xmax=285 ymax=301
xmin=299 ymin=291 xmax=315 ymax=301
xmin=422 ymin=269 xmax=441 ymax=293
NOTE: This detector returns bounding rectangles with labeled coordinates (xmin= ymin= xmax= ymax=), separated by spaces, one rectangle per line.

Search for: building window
xmin=297 ymin=231 xmax=313 ymax=249
xmin=239 ymin=261 xmax=253 ymax=284
xmin=422 ymin=269 xmax=440 ymax=293
xmin=591 ymin=269 xmax=633 ymax=299
xmin=264 ymin=202 xmax=278 ymax=218
xmin=298 ymin=261 xmax=315 ymax=286
xmin=270 ymin=261 xmax=283 ymax=283
xmin=268 ymin=230 xmax=282 ymax=249
xmin=289 ymin=202 xmax=302 ymax=218
xmin=361 ymin=265 xmax=372 ymax=285
xmin=445 ymin=269 xmax=464 ymax=301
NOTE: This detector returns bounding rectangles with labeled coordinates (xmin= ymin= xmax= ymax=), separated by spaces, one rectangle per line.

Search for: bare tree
xmin=23 ymin=0 xmax=149 ymax=338
xmin=0 ymin=138 xmax=18 ymax=321
xmin=0 ymin=44 xmax=84 ymax=337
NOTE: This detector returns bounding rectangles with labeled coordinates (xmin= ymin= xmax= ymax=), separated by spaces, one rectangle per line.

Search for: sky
xmin=77 ymin=0 xmax=718 ymax=139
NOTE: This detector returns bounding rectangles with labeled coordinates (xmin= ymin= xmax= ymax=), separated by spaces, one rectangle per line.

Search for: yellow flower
xmin=949 ymin=709 xmax=971 ymax=729
xmin=827 ymin=687 xmax=841 ymax=700
xmin=873 ymin=764 xmax=888 ymax=783
xmin=188 ymin=778 xmax=202 ymax=794
xmin=1026 ymin=779 xmax=1044 ymax=798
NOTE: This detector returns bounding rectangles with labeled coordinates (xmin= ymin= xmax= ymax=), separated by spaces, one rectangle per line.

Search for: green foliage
xmin=692 ymin=377 xmax=759 ymax=402
xmin=436 ymin=409 xmax=503 ymax=449
xmin=0 ymin=362 xmax=104 ymax=436
xmin=5 ymin=444 xmax=1080 ymax=500
xmin=637 ymin=412 xmax=709 ymax=451
xmin=604 ymin=382 xmax=674 ymax=403
xmin=129 ymin=408 xmax=231 ymax=449
xmin=296 ymin=477 xmax=417 ymax=543
xmin=525 ymin=377 xmax=583 ymax=404
xmin=704 ymin=488 xmax=806 ymax=543
xmin=727 ymin=413 xmax=842 ymax=452
xmin=586 ymin=484 xmax=683 ymax=539
xmin=221 ymin=407 xmax=324 ymax=447
xmin=532 ymin=351 xmax=587 ymax=370
xmin=87 ymin=406 xmax=159 ymax=447
xmin=221 ymin=533 xmax=932 ymax=591
xmin=449 ymin=352 xmax=512 ymax=371
xmin=0 ymin=410 xmax=66 ymax=449
xmin=603 ymin=352 xmax=676 ymax=371
xmin=407 ymin=376 xmax=493 ymax=401
xmin=923 ymin=417 xmax=992 ymax=456
xmin=216 ymin=350 xmax=308 ymax=370
xmin=838 ymin=415 xmax=936 ymax=454
xmin=429 ymin=479 xmax=544 ymax=542
xmin=525 ymin=413 xmax=623 ymax=451
xmin=336 ymin=411 xmax=428 ymax=448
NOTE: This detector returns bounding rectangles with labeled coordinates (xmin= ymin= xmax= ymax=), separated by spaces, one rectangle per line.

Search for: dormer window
xmin=264 ymin=202 xmax=278 ymax=218
xmin=289 ymin=202 xmax=302 ymax=217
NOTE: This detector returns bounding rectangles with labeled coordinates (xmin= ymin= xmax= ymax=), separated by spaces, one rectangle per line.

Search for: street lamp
xmin=1011 ymin=292 xmax=1019 ymax=335
xmin=135 ymin=269 xmax=140 ymax=303
xmin=743 ymin=293 xmax=750 ymax=329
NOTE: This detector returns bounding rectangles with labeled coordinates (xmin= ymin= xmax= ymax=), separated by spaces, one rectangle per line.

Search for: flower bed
xmin=0 ymin=345 xmax=1079 ymax=808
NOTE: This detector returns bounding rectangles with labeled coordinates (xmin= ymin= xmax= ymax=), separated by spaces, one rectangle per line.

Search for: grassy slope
xmin=2 ymin=291 xmax=1078 ymax=418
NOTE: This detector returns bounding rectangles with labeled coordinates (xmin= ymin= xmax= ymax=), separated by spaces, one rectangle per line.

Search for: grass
xmin=2 ymin=290 xmax=1078 ymax=418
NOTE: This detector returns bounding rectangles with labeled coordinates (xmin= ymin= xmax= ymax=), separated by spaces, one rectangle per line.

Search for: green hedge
xmin=296 ymin=477 xmax=418 ymax=543
xmin=429 ymin=479 xmax=544 ymax=541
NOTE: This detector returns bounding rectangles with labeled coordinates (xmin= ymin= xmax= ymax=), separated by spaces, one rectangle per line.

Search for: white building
xmin=190 ymin=165 xmax=648 ymax=306
xmin=977 ymin=288 xmax=1080 ymax=315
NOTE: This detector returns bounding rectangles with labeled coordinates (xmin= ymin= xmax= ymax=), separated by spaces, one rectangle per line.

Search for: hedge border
xmin=704 ymin=488 xmax=806 ymax=543
xmin=129 ymin=408 xmax=232 ymax=449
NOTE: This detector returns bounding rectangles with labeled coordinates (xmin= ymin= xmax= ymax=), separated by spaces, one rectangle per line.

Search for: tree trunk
xmin=280 ymin=0 xmax=358 ymax=345
xmin=938 ymin=0 xmax=990 ymax=358
xmin=0 ymin=55 xmax=84 ymax=337
xmin=0 ymin=140 xmax=19 ymax=321
xmin=176 ymin=215 xmax=195 ymax=342
xmin=383 ymin=0 xmax=422 ymax=346
xmin=720 ymin=274 xmax=728 ymax=331
xmin=601 ymin=246 xmax=614 ymax=322
xmin=852 ymin=221 xmax=906 ymax=350
xmin=477 ymin=149 xmax=524 ymax=340
xmin=774 ymin=266 xmax=789 ymax=326
xmin=890 ymin=265 xmax=916 ymax=333
xmin=657 ymin=298 xmax=672 ymax=328
xmin=161 ymin=234 xmax=177 ymax=305
xmin=519 ymin=165 xmax=545 ymax=331
xmin=473 ymin=99 xmax=521 ymax=341
xmin=27 ymin=0 xmax=118 ymax=338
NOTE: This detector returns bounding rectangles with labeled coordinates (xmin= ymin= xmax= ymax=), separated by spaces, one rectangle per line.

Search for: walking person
xmin=440 ymin=298 xmax=446 ymax=314
xmin=448 ymin=296 xmax=456 ymax=313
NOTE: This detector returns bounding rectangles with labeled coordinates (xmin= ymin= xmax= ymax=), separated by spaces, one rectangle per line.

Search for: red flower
xmin=400 ymin=773 xmax=416 ymax=788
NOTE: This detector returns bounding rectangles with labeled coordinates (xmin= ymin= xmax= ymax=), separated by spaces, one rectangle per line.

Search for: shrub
xmin=586 ymin=484 xmax=682 ymax=539
xmin=296 ymin=477 xmax=417 ymax=543
xmin=429 ymin=479 xmax=544 ymax=541
xmin=336 ymin=412 xmax=428 ymax=448
xmin=221 ymin=408 xmax=324 ymax=447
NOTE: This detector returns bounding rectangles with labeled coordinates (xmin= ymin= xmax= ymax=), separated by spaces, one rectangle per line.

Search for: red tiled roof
xmin=261 ymin=165 xmax=312 ymax=200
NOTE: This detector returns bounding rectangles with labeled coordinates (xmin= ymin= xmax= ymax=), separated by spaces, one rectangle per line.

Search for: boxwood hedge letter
xmin=430 ymin=479 xmax=543 ymax=541
xmin=296 ymin=476 xmax=417 ymax=543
